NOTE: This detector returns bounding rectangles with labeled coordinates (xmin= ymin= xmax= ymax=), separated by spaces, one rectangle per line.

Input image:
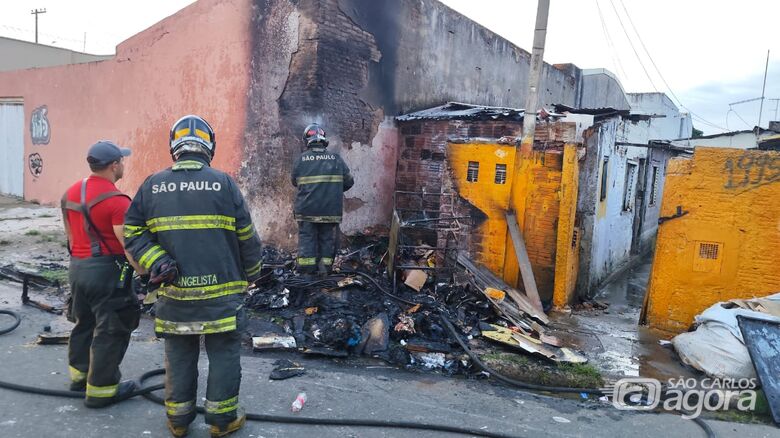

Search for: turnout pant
xmin=68 ymin=256 xmax=139 ymax=401
xmin=296 ymin=221 xmax=339 ymax=274
xmin=164 ymin=310 xmax=245 ymax=428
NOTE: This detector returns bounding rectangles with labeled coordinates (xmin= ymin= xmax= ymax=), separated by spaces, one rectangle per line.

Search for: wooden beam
xmin=505 ymin=212 xmax=544 ymax=313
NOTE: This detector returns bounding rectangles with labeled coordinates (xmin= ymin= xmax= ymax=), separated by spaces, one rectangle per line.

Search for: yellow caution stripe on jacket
xmin=236 ymin=224 xmax=256 ymax=241
xmin=245 ymin=261 xmax=262 ymax=278
xmin=158 ymin=281 xmax=248 ymax=301
xmin=296 ymin=175 xmax=344 ymax=185
xmin=155 ymin=316 xmax=237 ymax=335
xmin=205 ymin=396 xmax=239 ymax=415
xmin=138 ymin=244 xmax=167 ymax=270
xmin=86 ymin=383 xmax=118 ymax=398
xmin=321 ymin=257 xmax=333 ymax=266
xmin=123 ymin=224 xmax=148 ymax=239
xmin=166 ymin=399 xmax=196 ymax=416
xmin=294 ymin=215 xmax=342 ymax=223
xmin=69 ymin=366 xmax=87 ymax=383
xmin=146 ymin=215 xmax=236 ymax=233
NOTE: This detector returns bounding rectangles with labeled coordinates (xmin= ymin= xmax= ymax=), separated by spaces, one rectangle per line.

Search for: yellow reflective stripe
xmin=123 ymin=224 xmax=148 ymax=238
xmin=237 ymin=224 xmax=255 ymax=241
xmin=148 ymin=215 xmax=235 ymax=225
xmin=158 ymin=281 xmax=248 ymax=301
xmin=139 ymin=245 xmax=166 ymax=269
xmin=147 ymin=215 xmax=236 ymax=233
xmin=86 ymin=383 xmax=118 ymax=398
xmin=166 ymin=399 xmax=196 ymax=416
xmin=297 ymin=257 xmax=316 ymax=266
xmin=174 ymin=128 xmax=191 ymax=140
xmin=155 ymin=316 xmax=237 ymax=335
xmin=321 ymin=257 xmax=333 ymax=266
xmin=205 ymin=396 xmax=239 ymax=414
xmin=296 ymin=175 xmax=344 ymax=185
xmin=69 ymin=366 xmax=86 ymax=383
xmin=245 ymin=261 xmax=262 ymax=277
xmin=172 ymin=160 xmax=204 ymax=171
xmin=194 ymin=128 xmax=211 ymax=142
xmin=295 ymin=215 xmax=342 ymax=222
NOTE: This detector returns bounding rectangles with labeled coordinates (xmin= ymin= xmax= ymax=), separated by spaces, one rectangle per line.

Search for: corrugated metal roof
xmin=396 ymin=102 xmax=526 ymax=122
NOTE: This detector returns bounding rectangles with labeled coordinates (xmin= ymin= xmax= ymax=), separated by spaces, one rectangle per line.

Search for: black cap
xmin=87 ymin=140 xmax=131 ymax=166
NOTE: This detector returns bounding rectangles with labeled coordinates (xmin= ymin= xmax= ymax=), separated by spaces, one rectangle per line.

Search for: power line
xmin=594 ymin=0 xmax=628 ymax=81
xmin=607 ymin=0 xmax=657 ymax=91
xmin=616 ymin=0 xmax=727 ymax=132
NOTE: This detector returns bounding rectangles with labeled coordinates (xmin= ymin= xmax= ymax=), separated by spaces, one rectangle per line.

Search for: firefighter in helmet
xmin=124 ymin=115 xmax=263 ymax=437
xmin=291 ymin=123 xmax=354 ymax=275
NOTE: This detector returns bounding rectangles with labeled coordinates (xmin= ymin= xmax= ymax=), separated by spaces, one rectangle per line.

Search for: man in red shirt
xmin=61 ymin=140 xmax=140 ymax=408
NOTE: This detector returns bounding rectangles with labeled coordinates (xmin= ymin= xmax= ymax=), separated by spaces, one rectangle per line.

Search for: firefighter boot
xmin=209 ymin=408 xmax=246 ymax=438
xmin=84 ymin=380 xmax=138 ymax=408
xmin=167 ymin=421 xmax=189 ymax=438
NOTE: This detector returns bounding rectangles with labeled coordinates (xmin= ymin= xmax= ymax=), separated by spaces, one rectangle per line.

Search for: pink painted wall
xmin=0 ymin=0 xmax=251 ymax=202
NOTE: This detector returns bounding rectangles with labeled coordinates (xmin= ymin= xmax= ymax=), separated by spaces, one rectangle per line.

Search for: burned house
xmin=394 ymin=103 xmax=582 ymax=307
xmin=0 ymin=0 xmax=629 ymax=249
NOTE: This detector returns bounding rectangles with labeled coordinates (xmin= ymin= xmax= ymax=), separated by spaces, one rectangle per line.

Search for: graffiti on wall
xmin=723 ymin=153 xmax=780 ymax=192
xmin=30 ymin=105 xmax=50 ymax=145
xmin=28 ymin=153 xmax=43 ymax=177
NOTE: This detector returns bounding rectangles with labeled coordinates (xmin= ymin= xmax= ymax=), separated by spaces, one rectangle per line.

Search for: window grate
xmin=494 ymin=164 xmax=507 ymax=184
xmin=649 ymin=166 xmax=660 ymax=206
xmin=623 ymin=162 xmax=638 ymax=212
xmin=699 ymin=243 xmax=720 ymax=260
xmin=467 ymin=161 xmax=479 ymax=182
xmin=600 ymin=157 xmax=609 ymax=201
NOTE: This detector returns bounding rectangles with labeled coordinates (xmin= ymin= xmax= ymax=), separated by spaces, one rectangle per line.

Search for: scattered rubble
xmin=244 ymin=235 xmax=592 ymax=383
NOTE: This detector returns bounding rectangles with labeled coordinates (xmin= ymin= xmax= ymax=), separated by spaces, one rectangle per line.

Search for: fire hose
xmin=0 ymin=306 xmax=715 ymax=438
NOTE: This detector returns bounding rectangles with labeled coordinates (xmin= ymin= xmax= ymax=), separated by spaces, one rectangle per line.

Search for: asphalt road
xmin=0 ymin=282 xmax=775 ymax=438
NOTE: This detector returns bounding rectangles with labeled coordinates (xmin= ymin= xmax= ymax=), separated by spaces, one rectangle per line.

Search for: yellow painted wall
xmin=448 ymin=142 xmax=580 ymax=304
xmin=645 ymin=147 xmax=780 ymax=332
xmin=553 ymin=145 xmax=580 ymax=308
xmin=448 ymin=143 xmax=516 ymax=275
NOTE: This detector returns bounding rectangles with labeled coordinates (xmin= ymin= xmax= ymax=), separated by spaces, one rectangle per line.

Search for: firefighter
xmin=292 ymin=123 xmax=354 ymax=275
xmin=124 ymin=115 xmax=263 ymax=438
xmin=61 ymin=140 xmax=140 ymax=408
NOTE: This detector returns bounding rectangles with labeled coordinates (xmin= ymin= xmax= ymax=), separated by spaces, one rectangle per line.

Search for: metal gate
xmin=0 ymin=102 xmax=24 ymax=197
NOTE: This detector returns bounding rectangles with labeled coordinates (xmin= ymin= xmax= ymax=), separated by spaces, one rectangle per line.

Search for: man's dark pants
xmin=164 ymin=309 xmax=246 ymax=428
xmin=68 ymin=255 xmax=139 ymax=401
xmin=296 ymin=221 xmax=339 ymax=274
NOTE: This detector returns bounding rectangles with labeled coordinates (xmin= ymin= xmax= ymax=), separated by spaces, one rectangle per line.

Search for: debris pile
xmin=245 ymin=237 xmax=588 ymax=376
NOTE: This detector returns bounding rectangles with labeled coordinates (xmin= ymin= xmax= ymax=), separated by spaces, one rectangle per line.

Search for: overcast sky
xmin=2 ymin=0 xmax=778 ymax=134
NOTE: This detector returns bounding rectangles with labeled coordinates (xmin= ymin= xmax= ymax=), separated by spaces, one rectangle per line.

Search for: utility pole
xmin=758 ymin=49 xmax=769 ymax=128
xmin=519 ymin=0 xmax=550 ymax=154
xmin=30 ymin=8 xmax=46 ymax=44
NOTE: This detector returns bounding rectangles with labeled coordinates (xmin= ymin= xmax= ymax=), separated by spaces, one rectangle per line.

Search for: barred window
xmin=623 ymin=162 xmax=638 ymax=212
xmin=494 ymin=164 xmax=507 ymax=184
xmin=649 ymin=166 xmax=660 ymax=206
xmin=467 ymin=161 xmax=479 ymax=182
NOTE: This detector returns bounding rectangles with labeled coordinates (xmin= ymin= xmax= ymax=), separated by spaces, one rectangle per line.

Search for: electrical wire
xmin=594 ymin=0 xmax=628 ymax=81
xmin=607 ymin=0 xmax=658 ymax=92
xmin=615 ymin=0 xmax=728 ymax=133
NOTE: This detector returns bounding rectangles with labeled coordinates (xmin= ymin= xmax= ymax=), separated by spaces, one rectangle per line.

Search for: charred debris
xmin=245 ymin=208 xmax=589 ymax=381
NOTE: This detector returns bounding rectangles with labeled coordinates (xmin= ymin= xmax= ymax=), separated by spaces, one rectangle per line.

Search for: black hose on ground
xmin=137 ymin=368 xmax=517 ymax=438
xmin=0 ymin=309 xmax=22 ymax=335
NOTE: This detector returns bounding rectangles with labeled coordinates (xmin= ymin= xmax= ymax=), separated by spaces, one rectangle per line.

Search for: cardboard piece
xmin=403 ymin=270 xmax=428 ymax=292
